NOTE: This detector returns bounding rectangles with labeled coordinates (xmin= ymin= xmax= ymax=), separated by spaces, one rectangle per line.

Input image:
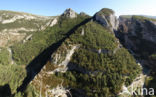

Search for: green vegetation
xmin=126 ymin=15 xmax=156 ymax=97
xmin=130 ymin=15 xmax=156 ymax=97
xmin=22 ymin=85 xmax=38 ymax=97
xmin=0 ymin=19 xmax=48 ymax=31
xmin=97 ymin=8 xmax=114 ymax=16
xmin=0 ymin=48 xmax=10 ymax=65
xmin=0 ymin=10 xmax=51 ymax=31
xmin=128 ymin=36 xmax=156 ymax=59
xmin=56 ymin=48 xmax=141 ymax=96
xmin=145 ymin=72 xmax=156 ymax=97
xmin=11 ymin=15 xmax=89 ymax=65
xmin=0 ymin=10 xmax=144 ymax=97
xmin=70 ymin=21 xmax=117 ymax=50
xmin=0 ymin=10 xmax=39 ymax=17
xmin=120 ymin=15 xmax=132 ymax=19
xmin=0 ymin=63 xmax=37 ymax=97
xmin=0 ymin=64 xmax=26 ymax=94
xmin=57 ymin=48 xmax=140 ymax=96
xmin=54 ymin=21 xmax=141 ymax=97
xmin=150 ymin=53 xmax=156 ymax=60
xmin=132 ymin=15 xmax=156 ymax=22
xmin=95 ymin=8 xmax=114 ymax=28
xmin=14 ymin=85 xmax=38 ymax=97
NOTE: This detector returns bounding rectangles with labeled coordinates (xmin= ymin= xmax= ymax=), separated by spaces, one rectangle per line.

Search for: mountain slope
xmin=0 ymin=10 xmax=58 ymax=67
xmin=0 ymin=8 xmax=155 ymax=97
xmin=118 ymin=15 xmax=156 ymax=96
xmin=0 ymin=9 xmax=89 ymax=97
xmin=30 ymin=9 xmax=141 ymax=97
xmin=0 ymin=10 xmax=56 ymax=47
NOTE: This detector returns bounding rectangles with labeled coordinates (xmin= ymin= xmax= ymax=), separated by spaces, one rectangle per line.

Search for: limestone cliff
xmin=61 ymin=8 xmax=77 ymax=18
xmin=2 ymin=8 xmax=155 ymax=97
xmin=94 ymin=8 xmax=119 ymax=32
xmin=117 ymin=15 xmax=156 ymax=71
xmin=118 ymin=15 xmax=156 ymax=43
xmin=0 ymin=10 xmax=57 ymax=47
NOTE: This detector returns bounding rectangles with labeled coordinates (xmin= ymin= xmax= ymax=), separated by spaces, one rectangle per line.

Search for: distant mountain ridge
xmin=142 ymin=15 xmax=156 ymax=19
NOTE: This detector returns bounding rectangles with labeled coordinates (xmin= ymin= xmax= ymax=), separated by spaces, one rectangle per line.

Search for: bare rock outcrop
xmin=61 ymin=8 xmax=77 ymax=18
xmin=117 ymin=15 xmax=156 ymax=69
xmin=118 ymin=16 xmax=156 ymax=44
xmin=94 ymin=8 xmax=119 ymax=32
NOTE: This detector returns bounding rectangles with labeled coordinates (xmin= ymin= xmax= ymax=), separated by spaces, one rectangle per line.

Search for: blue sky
xmin=0 ymin=0 xmax=156 ymax=16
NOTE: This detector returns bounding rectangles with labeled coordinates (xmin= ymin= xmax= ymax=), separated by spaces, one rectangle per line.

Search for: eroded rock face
xmin=119 ymin=73 xmax=147 ymax=96
xmin=0 ymin=11 xmax=50 ymax=24
xmin=62 ymin=8 xmax=77 ymax=18
xmin=79 ymin=12 xmax=88 ymax=17
xmin=50 ymin=44 xmax=80 ymax=73
xmin=31 ymin=44 xmax=79 ymax=96
xmin=94 ymin=8 xmax=119 ymax=31
xmin=40 ymin=18 xmax=58 ymax=30
xmin=118 ymin=16 xmax=156 ymax=44
xmin=0 ymin=11 xmax=58 ymax=47
xmin=117 ymin=16 xmax=156 ymax=69
xmin=0 ymin=32 xmax=26 ymax=47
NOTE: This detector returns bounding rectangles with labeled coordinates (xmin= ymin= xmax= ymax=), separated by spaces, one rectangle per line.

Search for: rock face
xmin=79 ymin=12 xmax=88 ymax=16
xmin=0 ymin=31 xmax=26 ymax=47
xmin=118 ymin=16 xmax=156 ymax=52
xmin=0 ymin=10 xmax=57 ymax=47
xmin=117 ymin=15 xmax=156 ymax=69
xmin=94 ymin=8 xmax=119 ymax=31
xmin=50 ymin=44 xmax=79 ymax=74
xmin=7 ymin=8 xmax=155 ymax=97
xmin=119 ymin=16 xmax=156 ymax=43
xmin=48 ymin=85 xmax=69 ymax=97
xmin=0 ymin=10 xmax=50 ymax=24
xmin=62 ymin=8 xmax=77 ymax=18
xmin=116 ymin=15 xmax=156 ymax=97
xmin=31 ymin=44 xmax=79 ymax=96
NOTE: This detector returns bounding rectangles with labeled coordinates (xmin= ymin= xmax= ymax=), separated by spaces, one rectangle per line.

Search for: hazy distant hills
xmin=120 ymin=15 xmax=156 ymax=19
xmin=141 ymin=15 xmax=156 ymax=19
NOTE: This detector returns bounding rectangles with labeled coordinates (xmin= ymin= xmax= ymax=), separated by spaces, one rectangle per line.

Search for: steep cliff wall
xmin=94 ymin=8 xmax=119 ymax=32
xmin=117 ymin=15 xmax=156 ymax=74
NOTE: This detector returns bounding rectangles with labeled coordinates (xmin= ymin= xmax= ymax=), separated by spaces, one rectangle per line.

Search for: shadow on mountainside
xmin=0 ymin=84 xmax=12 ymax=97
xmin=17 ymin=18 xmax=92 ymax=93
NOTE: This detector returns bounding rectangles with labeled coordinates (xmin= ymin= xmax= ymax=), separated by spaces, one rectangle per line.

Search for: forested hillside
xmin=0 ymin=8 xmax=155 ymax=97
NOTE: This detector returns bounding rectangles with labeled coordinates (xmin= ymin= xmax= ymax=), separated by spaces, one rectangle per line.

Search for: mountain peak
xmin=61 ymin=8 xmax=77 ymax=18
xmin=79 ymin=12 xmax=88 ymax=16
xmin=94 ymin=8 xmax=118 ymax=31
xmin=99 ymin=8 xmax=114 ymax=15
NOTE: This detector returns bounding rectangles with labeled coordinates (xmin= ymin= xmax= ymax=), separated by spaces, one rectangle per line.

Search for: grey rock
xmin=81 ymin=28 xmax=84 ymax=35
xmin=118 ymin=16 xmax=156 ymax=43
xmin=79 ymin=12 xmax=88 ymax=16
xmin=94 ymin=8 xmax=119 ymax=32
xmin=62 ymin=8 xmax=77 ymax=18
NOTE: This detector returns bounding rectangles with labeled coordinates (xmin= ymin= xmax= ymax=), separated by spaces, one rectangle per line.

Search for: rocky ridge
xmin=0 ymin=8 xmax=155 ymax=97
xmin=94 ymin=8 xmax=119 ymax=32
xmin=0 ymin=10 xmax=58 ymax=47
xmin=61 ymin=8 xmax=77 ymax=18
xmin=118 ymin=16 xmax=156 ymax=43
xmin=29 ymin=8 xmax=143 ymax=97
